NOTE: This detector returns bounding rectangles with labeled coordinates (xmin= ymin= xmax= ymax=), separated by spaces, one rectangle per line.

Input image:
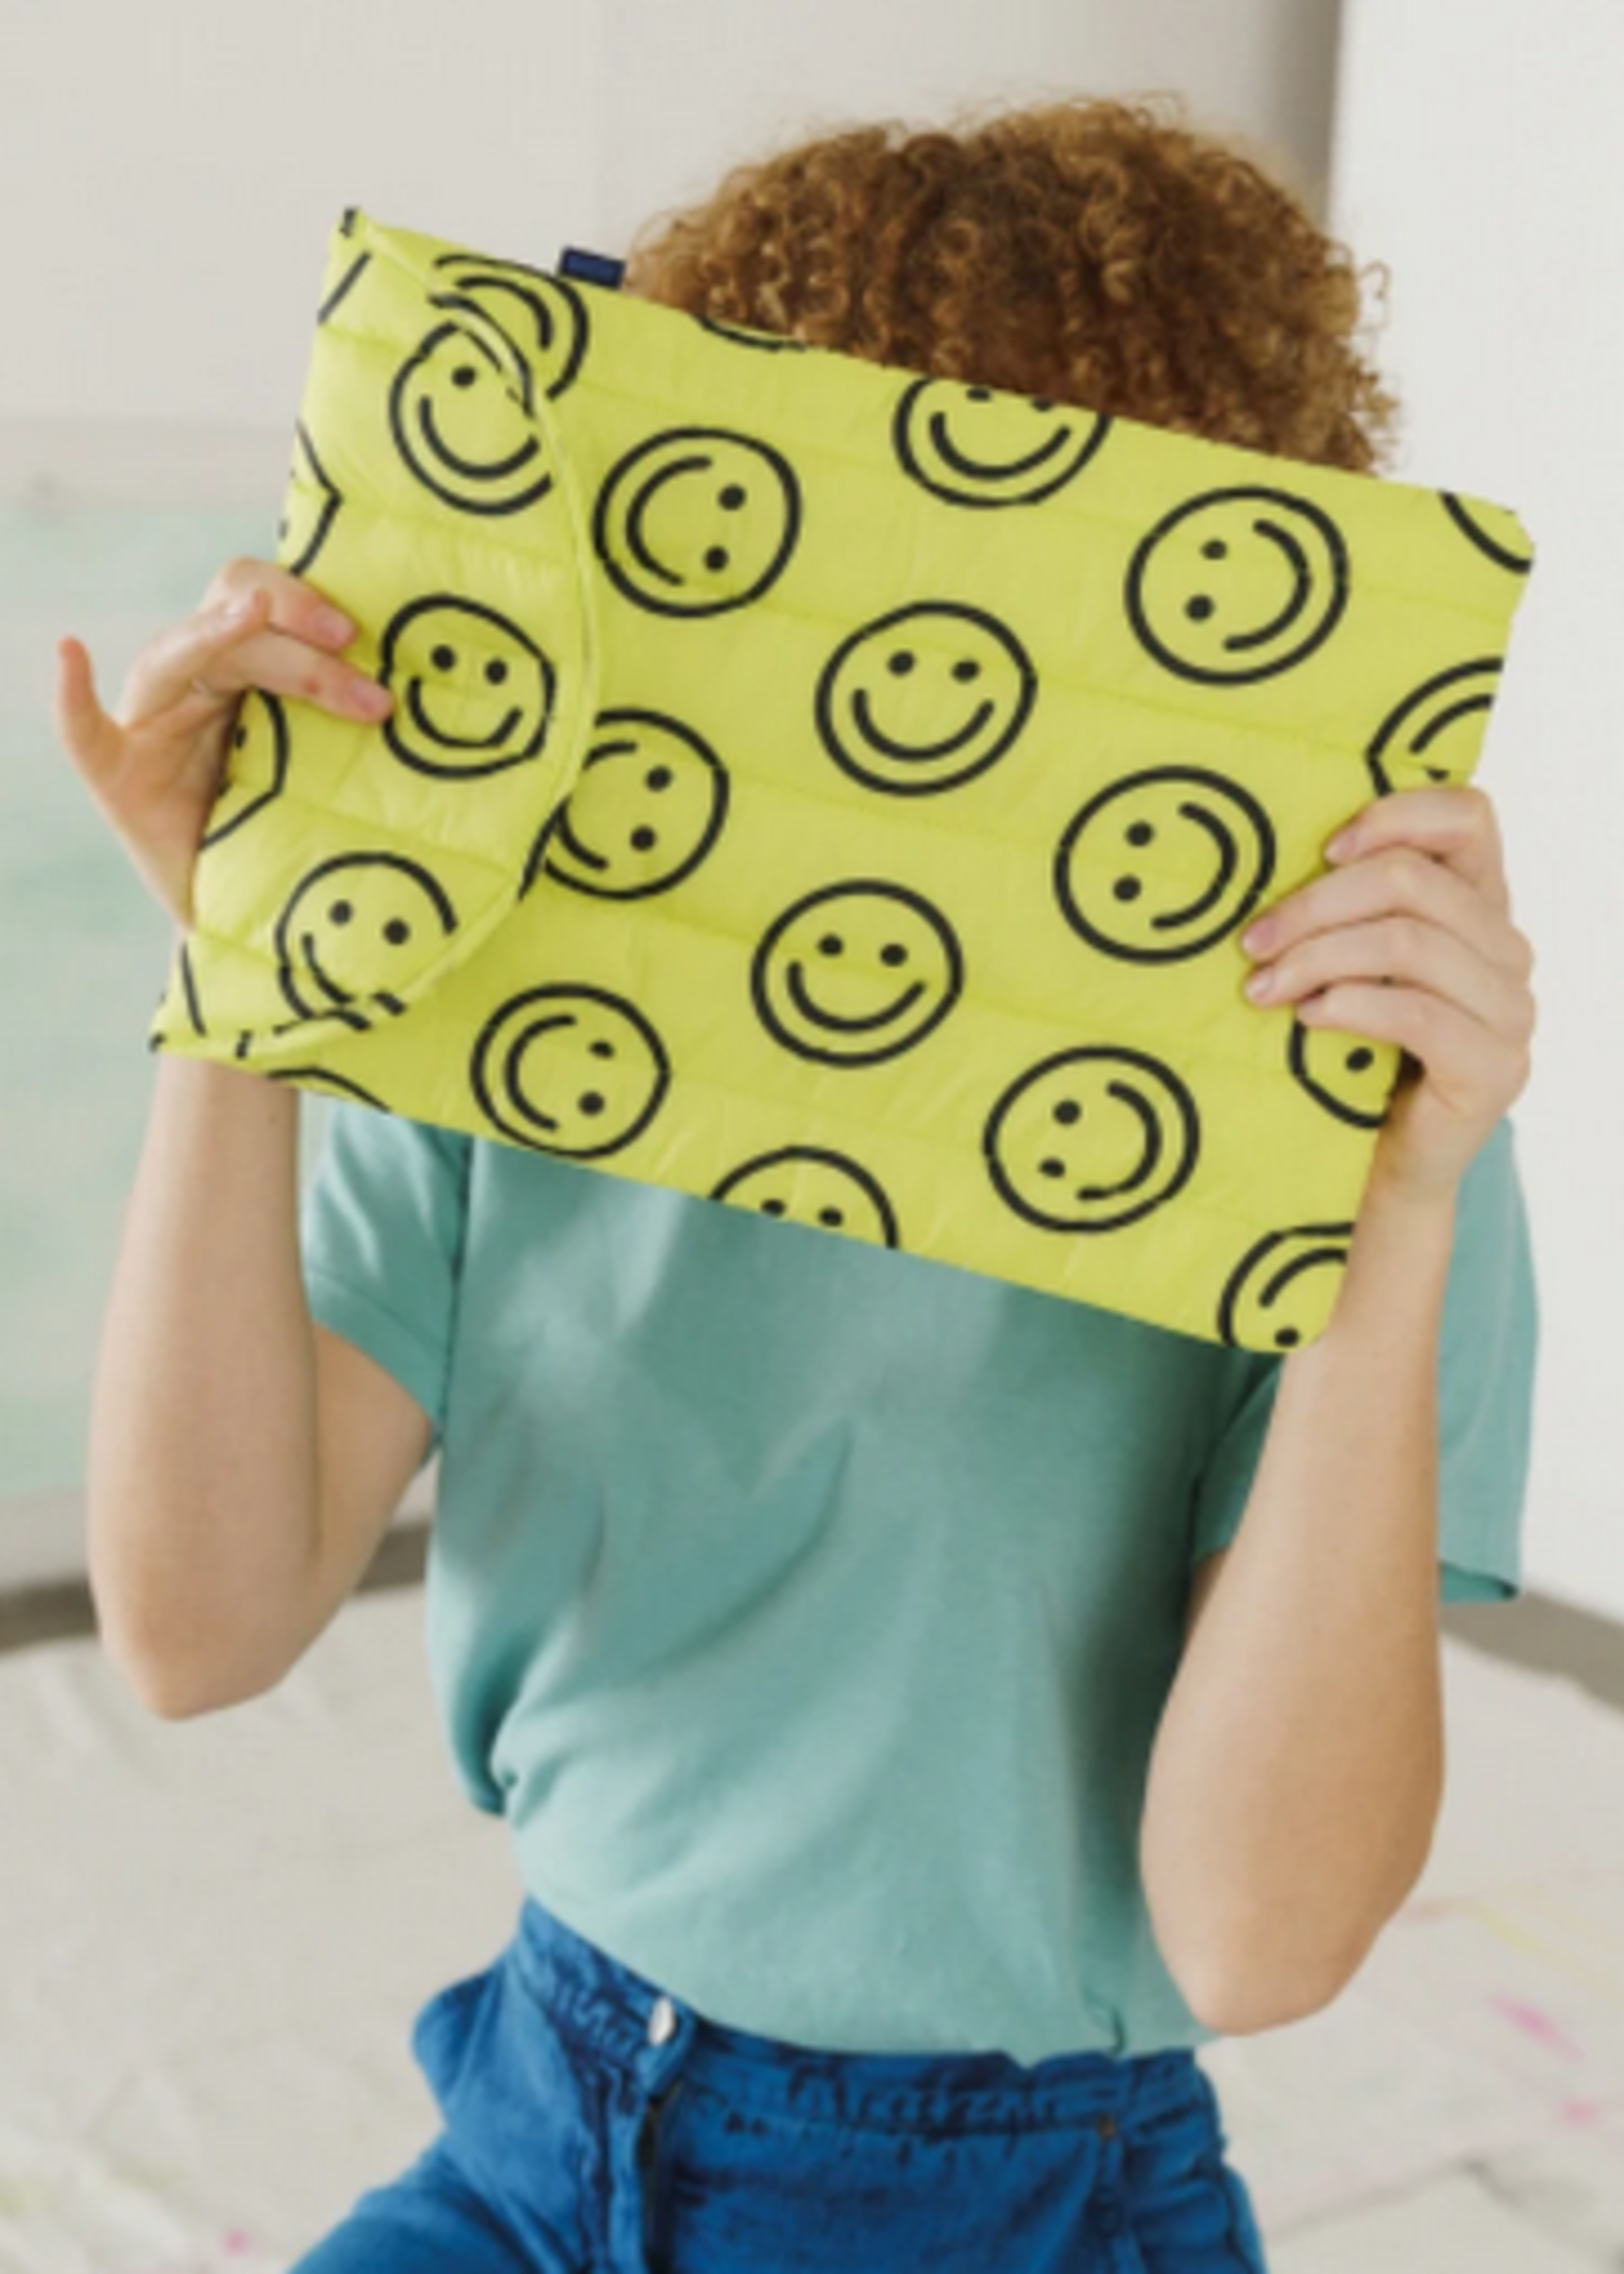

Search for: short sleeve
xmin=298 ymin=1100 xmax=471 ymax=1465
xmin=1189 ymin=1114 xmax=1538 ymax=1605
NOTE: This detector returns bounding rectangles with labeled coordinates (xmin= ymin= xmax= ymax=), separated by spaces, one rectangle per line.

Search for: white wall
xmin=1330 ymin=0 xmax=1624 ymax=1621
xmin=4 ymin=0 xmax=1339 ymax=441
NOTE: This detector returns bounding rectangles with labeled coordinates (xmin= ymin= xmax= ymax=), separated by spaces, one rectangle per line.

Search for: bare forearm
xmin=87 ymin=1045 xmax=322 ymax=1714
xmin=1140 ymin=1167 xmax=1458 ymax=2032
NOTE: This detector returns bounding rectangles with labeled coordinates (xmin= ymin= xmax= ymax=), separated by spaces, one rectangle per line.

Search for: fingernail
xmin=356 ymin=680 xmax=393 ymax=716
xmin=1244 ymin=968 xmax=1276 ymax=1001
xmin=317 ymin=605 xmax=356 ymax=642
xmin=1325 ymin=829 xmax=1356 ymax=861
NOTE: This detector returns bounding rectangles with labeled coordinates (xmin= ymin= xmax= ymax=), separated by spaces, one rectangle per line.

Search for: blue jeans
xmin=290 ymin=1892 xmax=1269 ymax=2271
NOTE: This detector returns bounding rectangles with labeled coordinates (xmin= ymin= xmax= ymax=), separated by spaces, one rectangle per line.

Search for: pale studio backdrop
xmin=1 ymin=0 xmax=1613 ymax=1622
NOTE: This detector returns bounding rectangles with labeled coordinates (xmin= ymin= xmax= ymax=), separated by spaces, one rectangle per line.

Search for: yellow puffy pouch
xmin=148 ymin=206 xmax=1537 ymax=1352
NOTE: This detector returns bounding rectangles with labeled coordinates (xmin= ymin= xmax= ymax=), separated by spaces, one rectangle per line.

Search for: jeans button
xmin=648 ymin=1994 xmax=678 ymax=2046
xmin=1095 ymin=2112 xmax=1118 ymax=2138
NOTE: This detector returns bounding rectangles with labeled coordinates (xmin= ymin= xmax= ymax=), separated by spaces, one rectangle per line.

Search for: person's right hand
xmin=52 ymin=558 xmax=395 ymax=934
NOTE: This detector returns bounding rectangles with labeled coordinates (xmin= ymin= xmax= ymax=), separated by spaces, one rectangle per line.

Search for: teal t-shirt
xmin=299 ymin=1104 xmax=1537 ymax=2064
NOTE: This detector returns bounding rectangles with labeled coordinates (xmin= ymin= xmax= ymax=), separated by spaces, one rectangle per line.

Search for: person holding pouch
xmin=54 ymin=90 xmax=1538 ymax=2274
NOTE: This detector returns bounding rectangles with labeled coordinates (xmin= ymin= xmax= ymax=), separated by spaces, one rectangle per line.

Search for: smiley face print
xmin=379 ymin=597 xmax=556 ymax=779
xmin=1439 ymin=493 xmax=1534 ymax=576
xmin=593 ymin=428 xmax=801 ymax=615
xmin=1217 ymin=1222 xmax=1353 ymax=1349
xmin=470 ymin=984 xmax=670 ymax=1157
xmin=1288 ymin=1018 xmax=1398 ymax=1130
xmin=277 ymin=422 xmax=341 ymax=579
xmin=984 ymin=1046 xmax=1200 ymax=1234
xmin=1127 ymin=488 xmax=1351 ymax=684
xmin=1365 ymin=662 xmax=1503 ymax=794
xmin=1055 ymin=767 xmax=1276 ymax=963
xmin=893 ymin=378 xmax=1111 ymax=507
xmin=389 ymin=322 xmax=556 ymax=515
xmin=201 ymin=689 xmax=289 ymax=849
xmin=524 ymin=710 xmax=728 ymax=901
xmin=429 ymin=251 xmax=589 ymax=402
xmin=752 ymin=882 xmax=964 ymax=1067
xmin=814 ymin=602 xmax=1037 ymax=794
xmin=696 ymin=314 xmax=811 ymax=354
xmin=711 ymin=1146 xmax=900 ymax=1247
xmin=274 ymin=853 xmax=458 ymax=1029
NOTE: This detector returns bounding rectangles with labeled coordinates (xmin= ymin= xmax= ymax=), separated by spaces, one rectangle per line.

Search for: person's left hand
xmin=1237 ymin=785 xmax=1537 ymax=1208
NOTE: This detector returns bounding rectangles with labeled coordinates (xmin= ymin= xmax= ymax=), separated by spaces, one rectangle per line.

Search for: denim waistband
xmin=508 ymin=1892 xmax=1208 ymax=2135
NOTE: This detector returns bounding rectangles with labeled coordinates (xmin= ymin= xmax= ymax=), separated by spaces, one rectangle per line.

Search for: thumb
xmin=53 ymin=636 xmax=119 ymax=783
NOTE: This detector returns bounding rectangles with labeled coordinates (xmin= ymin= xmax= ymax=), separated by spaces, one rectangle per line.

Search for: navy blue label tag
xmin=556 ymin=246 xmax=625 ymax=289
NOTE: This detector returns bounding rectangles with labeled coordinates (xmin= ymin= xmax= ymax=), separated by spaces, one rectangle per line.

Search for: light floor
xmin=2 ymin=1564 xmax=1621 ymax=2273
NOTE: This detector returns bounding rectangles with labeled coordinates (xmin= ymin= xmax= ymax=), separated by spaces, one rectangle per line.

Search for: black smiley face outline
xmin=316 ymin=245 xmax=371 ymax=328
xmin=893 ymin=377 xmax=1113 ymax=507
xmin=1365 ymin=661 xmax=1503 ymax=795
xmin=1216 ymin=1222 xmax=1354 ymax=1351
xmin=201 ymin=688 xmax=290 ymax=850
xmin=427 ymin=252 xmax=590 ymax=402
xmin=751 ymin=881 xmax=964 ymax=1068
xmin=1288 ymin=1016 xmax=1398 ymax=1131
xmin=592 ymin=427 xmax=802 ymax=617
xmin=1127 ymin=486 xmax=1351 ymax=684
xmin=711 ymin=1145 xmax=901 ymax=1247
xmin=273 ymin=852 xmax=459 ymax=1033
xmin=1438 ymin=493 xmax=1534 ymax=576
xmin=1054 ymin=766 xmax=1277 ymax=963
xmin=521 ymin=708 xmax=730 ymax=904
xmin=470 ymin=983 xmax=671 ymax=1159
xmin=983 ymin=1045 xmax=1201 ymax=1234
xmin=379 ymin=596 xmax=556 ymax=781
xmin=388 ymin=321 xmax=557 ymax=516
xmin=263 ymin=1065 xmax=393 ymax=1110
xmin=278 ymin=421 xmax=342 ymax=579
xmin=814 ymin=601 xmax=1038 ymax=795
xmin=694 ymin=313 xmax=811 ymax=354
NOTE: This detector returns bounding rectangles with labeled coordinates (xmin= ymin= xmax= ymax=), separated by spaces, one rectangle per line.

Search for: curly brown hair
xmin=621 ymin=91 xmax=1401 ymax=475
